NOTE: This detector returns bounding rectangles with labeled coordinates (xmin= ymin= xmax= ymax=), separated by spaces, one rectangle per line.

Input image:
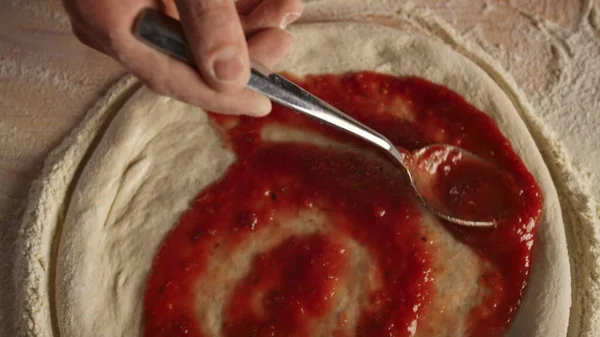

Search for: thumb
xmin=175 ymin=0 xmax=250 ymax=93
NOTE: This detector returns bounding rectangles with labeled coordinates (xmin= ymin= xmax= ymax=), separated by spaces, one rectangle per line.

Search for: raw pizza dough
xmin=24 ymin=21 xmax=571 ymax=337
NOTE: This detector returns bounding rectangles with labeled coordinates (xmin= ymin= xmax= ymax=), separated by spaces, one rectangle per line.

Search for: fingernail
xmin=211 ymin=47 xmax=244 ymax=83
xmin=280 ymin=12 xmax=301 ymax=29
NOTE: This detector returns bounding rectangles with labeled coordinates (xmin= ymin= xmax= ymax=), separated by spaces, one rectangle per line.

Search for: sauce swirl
xmin=143 ymin=72 xmax=542 ymax=337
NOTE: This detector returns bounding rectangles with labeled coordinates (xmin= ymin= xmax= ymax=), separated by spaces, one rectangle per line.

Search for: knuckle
xmin=70 ymin=25 xmax=87 ymax=43
xmin=183 ymin=0 xmax=232 ymax=19
xmin=61 ymin=0 xmax=80 ymax=18
xmin=175 ymin=83 xmax=218 ymax=109
xmin=145 ymin=76 xmax=205 ymax=108
xmin=277 ymin=0 xmax=304 ymax=15
xmin=70 ymin=24 xmax=105 ymax=53
xmin=144 ymin=77 xmax=170 ymax=97
xmin=285 ymin=0 xmax=304 ymax=10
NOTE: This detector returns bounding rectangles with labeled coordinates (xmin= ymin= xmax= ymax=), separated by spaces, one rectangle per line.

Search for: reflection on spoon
xmin=407 ymin=145 xmax=521 ymax=227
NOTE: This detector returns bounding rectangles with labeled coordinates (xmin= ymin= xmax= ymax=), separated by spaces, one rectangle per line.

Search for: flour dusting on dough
xmin=14 ymin=1 xmax=597 ymax=337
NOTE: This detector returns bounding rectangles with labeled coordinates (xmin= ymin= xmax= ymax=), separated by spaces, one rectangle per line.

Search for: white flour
xmin=399 ymin=3 xmax=600 ymax=335
xmin=488 ymin=7 xmax=600 ymax=336
xmin=303 ymin=2 xmax=600 ymax=335
xmin=0 ymin=2 xmax=124 ymax=336
xmin=430 ymin=2 xmax=600 ymax=334
xmin=3 ymin=0 xmax=599 ymax=336
xmin=460 ymin=0 xmax=600 ymax=198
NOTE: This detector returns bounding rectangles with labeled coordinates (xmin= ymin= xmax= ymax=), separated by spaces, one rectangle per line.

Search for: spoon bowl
xmin=406 ymin=145 xmax=503 ymax=227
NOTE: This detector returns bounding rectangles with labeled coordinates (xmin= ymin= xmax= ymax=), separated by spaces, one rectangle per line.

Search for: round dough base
xmin=16 ymin=18 xmax=571 ymax=337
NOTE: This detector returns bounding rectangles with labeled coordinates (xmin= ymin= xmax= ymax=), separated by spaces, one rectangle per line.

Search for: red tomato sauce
xmin=143 ymin=72 xmax=542 ymax=337
xmin=409 ymin=144 xmax=528 ymax=223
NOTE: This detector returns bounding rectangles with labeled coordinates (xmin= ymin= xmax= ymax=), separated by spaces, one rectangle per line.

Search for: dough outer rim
xmin=14 ymin=13 xmax=573 ymax=337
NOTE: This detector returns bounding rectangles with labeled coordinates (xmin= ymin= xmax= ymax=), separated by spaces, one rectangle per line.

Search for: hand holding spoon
xmin=134 ymin=8 xmax=503 ymax=227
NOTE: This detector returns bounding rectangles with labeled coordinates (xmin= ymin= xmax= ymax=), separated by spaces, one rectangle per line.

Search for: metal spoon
xmin=134 ymin=8 xmax=496 ymax=227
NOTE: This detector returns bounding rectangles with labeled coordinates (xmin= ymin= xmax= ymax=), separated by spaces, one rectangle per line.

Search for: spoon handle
xmin=134 ymin=8 xmax=400 ymax=157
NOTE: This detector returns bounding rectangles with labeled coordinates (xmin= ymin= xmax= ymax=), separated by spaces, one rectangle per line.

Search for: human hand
xmin=63 ymin=0 xmax=303 ymax=116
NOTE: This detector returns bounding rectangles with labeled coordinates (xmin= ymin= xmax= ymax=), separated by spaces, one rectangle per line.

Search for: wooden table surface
xmin=0 ymin=0 xmax=598 ymax=332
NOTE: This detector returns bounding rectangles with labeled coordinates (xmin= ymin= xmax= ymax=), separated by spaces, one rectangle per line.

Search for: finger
xmin=70 ymin=23 xmax=100 ymax=52
xmin=65 ymin=0 xmax=270 ymax=115
xmin=112 ymin=31 xmax=271 ymax=116
xmin=235 ymin=0 xmax=263 ymax=14
xmin=175 ymin=0 xmax=250 ymax=93
xmin=243 ymin=0 xmax=303 ymax=33
xmin=62 ymin=0 xmax=115 ymax=53
xmin=247 ymin=28 xmax=294 ymax=69
xmin=70 ymin=21 xmax=114 ymax=56
xmin=158 ymin=0 xmax=180 ymax=19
